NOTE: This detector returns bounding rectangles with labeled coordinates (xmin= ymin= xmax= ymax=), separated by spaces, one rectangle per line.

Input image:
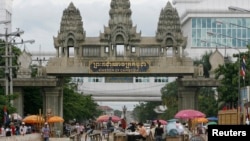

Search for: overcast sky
xmin=12 ymin=0 xmax=172 ymax=111
xmin=12 ymin=0 xmax=172 ymax=53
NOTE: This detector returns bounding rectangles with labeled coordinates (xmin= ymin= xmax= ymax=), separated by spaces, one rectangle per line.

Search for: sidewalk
xmin=0 ymin=131 xmax=114 ymax=141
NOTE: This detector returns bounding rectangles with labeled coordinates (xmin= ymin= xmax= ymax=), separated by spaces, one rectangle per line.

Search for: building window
xmin=71 ymin=77 xmax=84 ymax=83
xmin=191 ymin=17 xmax=250 ymax=48
xmin=88 ymin=77 xmax=103 ymax=82
xmin=116 ymin=45 xmax=125 ymax=56
xmin=83 ymin=47 xmax=100 ymax=56
xmin=105 ymin=46 xmax=109 ymax=53
xmin=154 ymin=77 xmax=168 ymax=83
xmin=135 ymin=77 xmax=149 ymax=83
xmin=131 ymin=46 xmax=136 ymax=53
xmin=140 ymin=47 xmax=159 ymax=56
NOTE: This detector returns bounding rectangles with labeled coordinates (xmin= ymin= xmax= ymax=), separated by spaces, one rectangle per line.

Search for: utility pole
xmin=1 ymin=28 xmax=24 ymax=97
xmin=4 ymin=28 xmax=9 ymax=97
xmin=0 ymin=27 xmax=34 ymax=103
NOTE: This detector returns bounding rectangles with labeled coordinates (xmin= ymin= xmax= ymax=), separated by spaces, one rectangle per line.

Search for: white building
xmin=0 ymin=0 xmax=12 ymax=36
xmin=173 ymin=0 xmax=250 ymax=59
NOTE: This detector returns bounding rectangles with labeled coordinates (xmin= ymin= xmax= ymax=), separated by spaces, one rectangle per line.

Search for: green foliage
xmin=114 ymin=110 xmax=122 ymax=117
xmin=198 ymin=87 xmax=218 ymax=117
xmin=214 ymin=63 xmax=238 ymax=108
xmin=0 ymin=93 xmax=19 ymax=122
xmin=161 ymin=81 xmax=178 ymax=120
xmin=214 ymin=45 xmax=250 ymax=108
xmin=63 ymin=86 xmax=102 ymax=122
xmin=0 ymin=39 xmax=22 ymax=123
xmin=132 ymin=101 xmax=161 ymax=122
xmin=22 ymin=87 xmax=43 ymax=116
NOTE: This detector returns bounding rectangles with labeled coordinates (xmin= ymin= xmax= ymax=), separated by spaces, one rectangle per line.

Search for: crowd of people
xmin=0 ymin=122 xmax=34 ymax=137
xmin=0 ymin=116 xmax=208 ymax=141
xmin=87 ymin=118 xmax=166 ymax=141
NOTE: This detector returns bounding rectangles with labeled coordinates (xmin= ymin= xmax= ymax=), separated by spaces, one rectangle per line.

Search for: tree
xmin=132 ymin=101 xmax=161 ymax=122
xmin=215 ymin=63 xmax=238 ymax=108
xmin=114 ymin=110 xmax=122 ymax=117
xmin=161 ymin=81 xmax=178 ymax=120
xmin=214 ymin=45 xmax=250 ymax=109
xmin=63 ymin=84 xmax=102 ymax=122
xmin=197 ymin=87 xmax=218 ymax=116
xmin=22 ymin=87 xmax=43 ymax=116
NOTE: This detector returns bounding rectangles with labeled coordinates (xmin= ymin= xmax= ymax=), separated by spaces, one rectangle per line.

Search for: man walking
xmin=41 ymin=122 xmax=50 ymax=141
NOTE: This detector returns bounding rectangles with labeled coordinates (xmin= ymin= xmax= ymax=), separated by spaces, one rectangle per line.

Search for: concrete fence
xmin=0 ymin=133 xmax=72 ymax=141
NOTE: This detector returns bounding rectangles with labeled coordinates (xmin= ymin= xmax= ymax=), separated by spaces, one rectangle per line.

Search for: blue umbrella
xmin=166 ymin=122 xmax=184 ymax=136
xmin=167 ymin=119 xmax=178 ymax=122
xmin=206 ymin=121 xmax=217 ymax=125
xmin=206 ymin=117 xmax=218 ymax=121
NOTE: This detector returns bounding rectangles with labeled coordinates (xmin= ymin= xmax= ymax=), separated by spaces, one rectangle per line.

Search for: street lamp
xmin=207 ymin=31 xmax=249 ymax=44
xmin=228 ymin=6 xmax=250 ymax=13
xmin=215 ymin=20 xmax=250 ymax=30
xmin=0 ymin=20 xmax=11 ymax=24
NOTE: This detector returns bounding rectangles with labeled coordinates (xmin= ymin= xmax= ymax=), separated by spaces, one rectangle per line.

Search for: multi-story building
xmin=0 ymin=0 xmax=12 ymax=36
xmin=173 ymin=0 xmax=250 ymax=59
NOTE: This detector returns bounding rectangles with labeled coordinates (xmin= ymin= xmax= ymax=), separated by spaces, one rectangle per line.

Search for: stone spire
xmin=100 ymin=0 xmax=141 ymax=45
xmin=54 ymin=2 xmax=85 ymax=48
xmin=156 ymin=2 xmax=186 ymax=48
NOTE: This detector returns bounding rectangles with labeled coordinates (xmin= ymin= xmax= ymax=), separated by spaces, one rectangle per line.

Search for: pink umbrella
xmin=153 ymin=119 xmax=167 ymax=125
xmin=174 ymin=109 xmax=206 ymax=119
xmin=96 ymin=115 xmax=121 ymax=122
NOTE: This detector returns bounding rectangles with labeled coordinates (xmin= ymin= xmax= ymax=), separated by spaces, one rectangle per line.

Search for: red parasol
xmin=174 ymin=109 xmax=206 ymax=119
xmin=153 ymin=119 xmax=167 ymax=125
xmin=96 ymin=115 xmax=121 ymax=122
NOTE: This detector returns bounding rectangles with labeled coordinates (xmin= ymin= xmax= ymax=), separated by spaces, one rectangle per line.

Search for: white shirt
xmin=20 ymin=125 xmax=27 ymax=135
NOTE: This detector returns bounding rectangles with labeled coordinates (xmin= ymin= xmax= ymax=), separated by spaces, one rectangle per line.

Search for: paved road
xmin=82 ymin=131 xmax=113 ymax=141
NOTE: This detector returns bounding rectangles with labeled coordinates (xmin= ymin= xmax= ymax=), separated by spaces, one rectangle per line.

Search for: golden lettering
xmin=90 ymin=61 xmax=149 ymax=72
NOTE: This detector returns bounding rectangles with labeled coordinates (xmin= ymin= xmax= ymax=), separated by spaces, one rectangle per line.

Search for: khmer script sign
xmin=90 ymin=61 xmax=149 ymax=72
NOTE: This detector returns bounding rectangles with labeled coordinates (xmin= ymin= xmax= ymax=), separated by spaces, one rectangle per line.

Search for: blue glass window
xmin=191 ymin=18 xmax=250 ymax=48
xmin=192 ymin=18 xmax=196 ymax=28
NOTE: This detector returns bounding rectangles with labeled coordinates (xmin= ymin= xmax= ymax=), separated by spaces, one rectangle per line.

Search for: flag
xmin=240 ymin=55 xmax=246 ymax=79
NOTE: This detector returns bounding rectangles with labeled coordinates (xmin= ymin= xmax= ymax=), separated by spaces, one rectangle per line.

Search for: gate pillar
xmin=178 ymin=87 xmax=199 ymax=111
xmin=13 ymin=88 xmax=24 ymax=117
xmin=43 ymin=87 xmax=63 ymax=118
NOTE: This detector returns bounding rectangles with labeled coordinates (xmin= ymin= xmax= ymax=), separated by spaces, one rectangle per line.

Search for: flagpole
xmin=238 ymin=52 xmax=241 ymax=111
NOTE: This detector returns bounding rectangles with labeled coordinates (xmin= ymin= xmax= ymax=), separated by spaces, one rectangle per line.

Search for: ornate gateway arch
xmin=41 ymin=1 xmax=213 ymax=116
xmin=46 ymin=1 xmax=194 ymax=77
